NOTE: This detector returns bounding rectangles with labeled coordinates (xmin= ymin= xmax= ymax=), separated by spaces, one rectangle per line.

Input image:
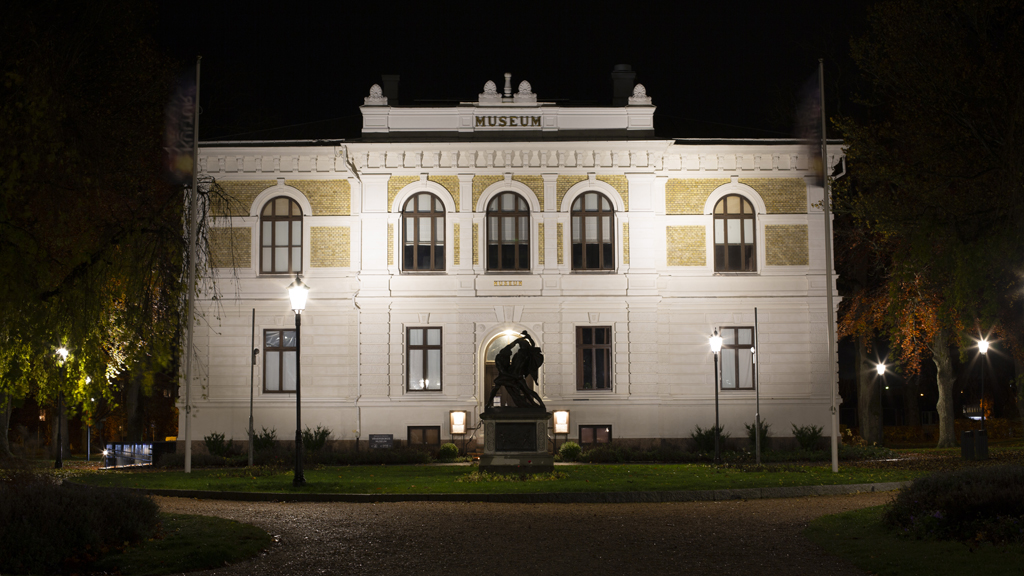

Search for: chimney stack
xmin=382 ymin=74 xmax=400 ymax=105
xmin=611 ymin=64 xmax=636 ymax=107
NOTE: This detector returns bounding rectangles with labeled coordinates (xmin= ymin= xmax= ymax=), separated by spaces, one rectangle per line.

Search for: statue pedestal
xmin=479 ymin=408 xmax=553 ymax=474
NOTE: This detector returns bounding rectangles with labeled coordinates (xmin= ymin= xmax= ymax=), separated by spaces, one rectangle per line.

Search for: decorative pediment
xmin=479 ymin=80 xmax=501 ymax=104
xmin=513 ymin=80 xmax=537 ymax=104
xmin=364 ymin=84 xmax=387 ymax=106
xmin=628 ymin=84 xmax=652 ymax=106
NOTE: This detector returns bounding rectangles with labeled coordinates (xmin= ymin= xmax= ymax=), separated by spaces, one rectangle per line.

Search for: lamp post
xmin=287 ymin=274 xmax=309 ymax=487
xmin=875 ymin=363 xmax=886 ymax=444
xmin=709 ymin=329 xmax=723 ymax=464
xmin=978 ymin=339 xmax=989 ymax=432
xmin=55 ymin=347 xmax=69 ymax=469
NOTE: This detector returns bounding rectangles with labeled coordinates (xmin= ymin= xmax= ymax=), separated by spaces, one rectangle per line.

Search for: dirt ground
xmin=156 ymin=491 xmax=892 ymax=576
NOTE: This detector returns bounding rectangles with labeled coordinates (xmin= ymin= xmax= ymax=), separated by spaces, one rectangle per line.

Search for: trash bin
xmin=961 ymin=430 xmax=975 ymax=460
xmin=974 ymin=429 xmax=989 ymax=460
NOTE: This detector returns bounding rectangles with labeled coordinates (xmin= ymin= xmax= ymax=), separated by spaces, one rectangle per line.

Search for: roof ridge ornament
xmin=479 ymin=80 xmax=501 ymax=105
xmin=364 ymin=84 xmax=387 ymax=106
xmin=514 ymin=80 xmax=537 ymax=104
xmin=627 ymin=83 xmax=652 ymax=106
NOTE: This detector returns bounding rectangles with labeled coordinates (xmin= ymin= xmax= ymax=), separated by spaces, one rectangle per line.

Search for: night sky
xmin=154 ymin=1 xmax=869 ymax=141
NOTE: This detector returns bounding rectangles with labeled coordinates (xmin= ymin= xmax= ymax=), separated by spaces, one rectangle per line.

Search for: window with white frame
xmin=402 ymin=193 xmax=445 ymax=271
xmin=263 ymin=329 xmax=296 ymax=392
xmin=713 ymin=194 xmax=756 ymax=272
xmin=407 ymin=327 xmax=442 ymax=391
xmin=487 ymin=192 xmax=530 ymax=271
xmin=571 ymin=192 xmax=615 ymax=271
xmin=720 ymin=326 xmax=755 ymax=389
xmin=260 ymin=197 xmax=302 ymax=274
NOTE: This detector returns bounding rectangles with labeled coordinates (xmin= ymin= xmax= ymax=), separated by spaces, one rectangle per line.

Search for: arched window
xmin=571 ymin=192 xmax=615 ymax=271
xmin=402 ymin=192 xmax=445 ymax=271
xmin=714 ymin=194 xmax=756 ymax=272
xmin=260 ymin=196 xmax=302 ymax=274
xmin=487 ymin=192 xmax=530 ymax=271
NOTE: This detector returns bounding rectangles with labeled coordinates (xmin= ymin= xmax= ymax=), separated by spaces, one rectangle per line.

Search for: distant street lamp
xmin=287 ymin=274 xmax=309 ymax=487
xmin=709 ymin=329 xmax=723 ymax=464
xmin=875 ymin=363 xmax=886 ymax=444
xmin=978 ymin=339 xmax=989 ymax=432
xmin=54 ymin=347 xmax=69 ymax=469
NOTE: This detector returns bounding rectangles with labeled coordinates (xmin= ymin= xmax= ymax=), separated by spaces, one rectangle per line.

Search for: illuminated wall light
xmin=450 ymin=410 xmax=467 ymax=435
xmin=553 ymin=410 xmax=570 ymax=434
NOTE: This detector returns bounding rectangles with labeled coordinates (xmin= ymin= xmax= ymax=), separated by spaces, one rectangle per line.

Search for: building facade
xmin=182 ymin=73 xmax=843 ymax=450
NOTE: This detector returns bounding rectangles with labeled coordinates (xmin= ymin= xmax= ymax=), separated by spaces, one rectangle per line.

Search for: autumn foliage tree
xmin=836 ymin=0 xmax=1024 ymax=446
xmin=0 ymin=1 xmax=189 ymax=453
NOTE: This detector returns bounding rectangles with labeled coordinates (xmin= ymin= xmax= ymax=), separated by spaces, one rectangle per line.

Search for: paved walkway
xmin=156 ymin=491 xmax=890 ymax=575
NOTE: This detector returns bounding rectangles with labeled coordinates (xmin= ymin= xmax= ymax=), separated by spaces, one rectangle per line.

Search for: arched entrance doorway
xmin=481 ymin=331 xmax=532 ymax=409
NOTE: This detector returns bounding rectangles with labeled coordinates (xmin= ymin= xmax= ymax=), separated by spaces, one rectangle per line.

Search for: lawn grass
xmin=90 ymin=513 xmax=272 ymax=576
xmin=74 ymin=463 xmax=922 ymax=494
xmin=805 ymin=505 xmax=1024 ymax=576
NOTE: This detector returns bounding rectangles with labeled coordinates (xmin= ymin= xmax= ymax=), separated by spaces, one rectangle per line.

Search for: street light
xmin=287 ymin=274 xmax=309 ymax=487
xmin=54 ymin=347 xmax=69 ymax=469
xmin=709 ymin=329 xmax=723 ymax=464
xmin=978 ymin=339 xmax=989 ymax=432
xmin=875 ymin=363 xmax=886 ymax=445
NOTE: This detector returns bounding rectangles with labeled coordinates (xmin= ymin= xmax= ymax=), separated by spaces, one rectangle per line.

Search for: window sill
xmin=713 ymin=271 xmax=759 ymax=276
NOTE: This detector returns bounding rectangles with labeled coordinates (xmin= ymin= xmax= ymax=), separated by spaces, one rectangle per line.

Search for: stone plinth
xmin=479 ymin=408 xmax=553 ymax=474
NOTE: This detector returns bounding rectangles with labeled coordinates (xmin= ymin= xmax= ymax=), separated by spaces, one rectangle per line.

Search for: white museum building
xmin=182 ymin=70 xmax=844 ymax=451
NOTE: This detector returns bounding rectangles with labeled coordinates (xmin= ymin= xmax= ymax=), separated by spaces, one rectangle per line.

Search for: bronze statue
xmin=487 ymin=331 xmax=546 ymax=410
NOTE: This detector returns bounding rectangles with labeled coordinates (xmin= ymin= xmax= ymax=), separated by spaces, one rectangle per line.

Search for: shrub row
xmin=884 ymin=464 xmax=1024 ymax=544
xmin=159 ymin=445 xmax=433 ymax=468
xmin=0 ymin=472 xmax=159 ymax=575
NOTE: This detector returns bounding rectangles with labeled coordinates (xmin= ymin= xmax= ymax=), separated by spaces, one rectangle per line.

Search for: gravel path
xmin=156 ymin=491 xmax=890 ymax=575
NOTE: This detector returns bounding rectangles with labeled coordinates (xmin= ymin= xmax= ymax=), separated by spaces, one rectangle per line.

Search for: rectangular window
xmin=720 ymin=327 xmax=755 ymax=389
xmin=407 ymin=327 xmax=442 ymax=391
xmin=263 ymin=329 xmax=297 ymax=393
xmin=579 ymin=425 xmax=612 ymax=446
xmin=407 ymin=426 xmax=441 ymax=448
xmin=576 ymin=326 xmax=612 ymax=390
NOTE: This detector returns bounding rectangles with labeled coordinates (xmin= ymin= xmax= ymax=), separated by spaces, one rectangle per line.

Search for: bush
xmin=792 ymin=424 xmax=824 ymax=451
xmin=745 ymin=420 xmax=771 ymax=451
xmin=558 ymin=441 xmax=582 ymax=462
xmin=0 ymin=473 xmax=160 ymax=574
xmin=204 ymin=432 xmax=232 ymax=457
xmin=253 ymin=427 xmax=277 ymax=452
xmin=436 ymin=443 xmax=459 ymax=461
xmin=691 ymin=425 xmax=729 ymax=453
xmin=884 ymin=465 xmax=1024 ymax=544
xmin=301 ymin=425 xmax=331 ymax=452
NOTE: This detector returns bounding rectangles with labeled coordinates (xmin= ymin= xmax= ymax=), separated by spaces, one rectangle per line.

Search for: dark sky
xmin=155 ymin=1 xmax=869 ymax=141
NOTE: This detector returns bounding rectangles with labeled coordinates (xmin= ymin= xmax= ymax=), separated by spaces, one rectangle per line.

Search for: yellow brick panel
xmin=596 ymin=174 xmax=629 ymax=211
xmin=387 ymin=176 xmax=419 ymax=212
xmin=512 ymin=175 xmax=544 ymax=212
xmin=666 ymin=226 xmax=706 ymax=266
xmin=472 ymin=175 xmax=503 ymax=211
xmin=284 ymin=180 xmax=350 ymax=216
xmin=453 ymin=223 xmax=461 ymax=266
xmin=387 ymin=223 xmax=394 ymax=266
xmin=556 ymin=222 xmax=564 ymax=265
xmin=765 ymin=224 xmax=809 ymax=265
xmin=472 ymin=223 xmax=479 ymax=265
xmin=556 ymin=175 xmax=587 ymax=211
xmin=428 ymin=175 xmax=460 ymax=212
xmin=211 ymin=180 xmax=275 ymax=217
xmin=665 ymin=179 xmax=730 ymax=215
xmin=208 ymin=227 xmax=251 ymax=268
xmin=537 ymin=222 xmax=545 ymax=266
xmin=739 ymin=178 xmax=806 ymax=214
xmin=309 ymin=227 xmax=350 ymax=268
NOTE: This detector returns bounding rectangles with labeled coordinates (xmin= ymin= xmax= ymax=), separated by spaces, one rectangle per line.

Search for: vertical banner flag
xmin=164 ymin=73 xmax=197 ymax=185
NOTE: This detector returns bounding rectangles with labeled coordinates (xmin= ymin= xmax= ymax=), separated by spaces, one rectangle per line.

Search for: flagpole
xmin=183 ymin=56 xmax=201 ymax=474
xmin=819 ymin=58 xmax=839 ymax=473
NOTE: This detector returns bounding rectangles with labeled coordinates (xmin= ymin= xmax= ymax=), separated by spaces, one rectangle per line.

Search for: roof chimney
xmin=611 ymin=64 xmax=636 ymax=107
xmin=382 ymin=74 xmax=400 ymax=105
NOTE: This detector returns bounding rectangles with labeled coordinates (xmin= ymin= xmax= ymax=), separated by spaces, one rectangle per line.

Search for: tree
xmin=836 ymin=0 xmax=1024 ymax=446
xmin=0 ymin=1 xmax=192 ymax=453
